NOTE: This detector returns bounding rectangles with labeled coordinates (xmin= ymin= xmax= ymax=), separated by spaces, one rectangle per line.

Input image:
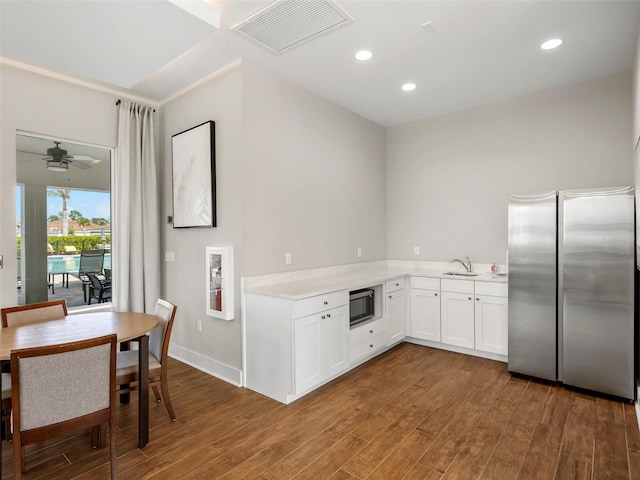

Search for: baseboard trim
xmin=405 ymin=337 xmax=508 ymax=363
xmin=169 ymin=344 xmax=242 ymax=387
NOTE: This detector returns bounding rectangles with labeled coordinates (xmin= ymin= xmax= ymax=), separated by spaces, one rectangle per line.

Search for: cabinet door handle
xmin=369 ymin=330 xmax=373 ymax=334
xmin=327 ymin=313 xmax=331 ymax=318
xmin=323 ymin=301 xmax=328 ymax=305
xmin=476 ymin=298 xmax=480 ymax=301
xmin=434 ymin=293 xmax=438 ymax=297
xmin=369 ymin=344 xmax=374 ymax=348
xmin=395 ymin=283 xmax=399 ymax=287
xmin=388 ymin=295 xmax=392 ymax=299
xmin=468 ymin=297 xmax=472 ymax=301
xmin=321 ymin=315 xmax=326 ymax=319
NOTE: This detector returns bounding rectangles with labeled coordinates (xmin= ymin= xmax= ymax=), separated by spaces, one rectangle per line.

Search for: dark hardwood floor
xmin=2 ymin=342 xmax=639 ymax=479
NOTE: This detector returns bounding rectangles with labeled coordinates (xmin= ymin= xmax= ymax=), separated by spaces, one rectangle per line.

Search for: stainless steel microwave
xmin=349 ymin=288 xmax=374 ymax=327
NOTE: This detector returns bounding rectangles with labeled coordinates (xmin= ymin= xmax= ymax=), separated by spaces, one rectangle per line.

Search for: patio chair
xmin=63 ymin=246 xmax=78 ymax=254
xmin=10 ymin=335 xmax=117 ymax=479
xmin=77 ymin=249 xmax=105 ymax=303
xmin=116 ymin=299 xmax=177 ymax=421
xmin=87 ymin=273 xmax=112 ymax=304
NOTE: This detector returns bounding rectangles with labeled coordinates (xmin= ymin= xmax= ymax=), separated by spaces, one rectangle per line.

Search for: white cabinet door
xmin=475 ymin=295 xmax=508 ymax=355
xmin=441 ymin=291 xmax=475 ymax=348
xmin=294 ymin=313 xmax=324 ymax=394
xmin=386 ymin=290 xmax=406 ymax=344
xmin=410 ymin=289 xmax=441 ymax=342
xmin=294 ymin=305 xmax=348 ymax=394
xmin=323 ymin=305 xmax=349 ymax=377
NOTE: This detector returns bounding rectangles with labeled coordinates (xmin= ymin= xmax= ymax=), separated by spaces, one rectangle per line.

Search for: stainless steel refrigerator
xmin=508 ymin=186 xmax=635 ymax=400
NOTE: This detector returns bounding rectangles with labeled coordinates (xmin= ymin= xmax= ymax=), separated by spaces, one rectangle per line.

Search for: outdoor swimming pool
xmin=47 ymin=253 xmax=111 ymax=274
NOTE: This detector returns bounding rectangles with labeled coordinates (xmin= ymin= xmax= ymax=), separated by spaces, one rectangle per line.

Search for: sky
xmin=16 ymin=187 xmax=111 ymax=222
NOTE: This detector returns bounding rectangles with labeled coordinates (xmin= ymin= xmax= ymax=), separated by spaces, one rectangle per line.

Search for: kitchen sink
xmin=443 ymin=272 xmax=480 ymax=277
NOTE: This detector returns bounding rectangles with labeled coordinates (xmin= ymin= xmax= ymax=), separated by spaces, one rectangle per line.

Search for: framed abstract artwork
xmin=171 ymin=120 xmax=216 ymax=228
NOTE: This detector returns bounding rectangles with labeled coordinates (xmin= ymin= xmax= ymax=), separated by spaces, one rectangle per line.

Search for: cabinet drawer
xmin=410 ymin=276 xmax=440 ymax=290
xmin=385 ymin=277 xmax=405 ymax=293
xmin=349 ymin=317 xmax=387 ymax=346
xmin=293 ymin=290 xmax=348 ymax=319
xmin=441 ymin=279 xmax=474 ymax=294
xmin=475 ymin=281 xmax=508 ymax=297
xmin=350 ymin=332 xmax=387 ymax=363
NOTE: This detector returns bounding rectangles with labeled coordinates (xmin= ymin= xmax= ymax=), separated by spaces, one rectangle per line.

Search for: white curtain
xmin=114 ymin=100 xmax=160 ymax=313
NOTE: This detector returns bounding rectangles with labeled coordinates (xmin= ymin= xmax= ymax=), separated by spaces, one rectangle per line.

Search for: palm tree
xmin=77 ymin=217 xmax=91 ymax=233
xmin=47 ymin=189 xmax=70 ymax=235
xmin=69 ymin=210 xmax=83 ymax=221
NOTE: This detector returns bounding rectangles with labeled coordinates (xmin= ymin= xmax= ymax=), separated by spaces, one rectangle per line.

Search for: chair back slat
xmin=1 ymin=300 xmax=67 ymax=328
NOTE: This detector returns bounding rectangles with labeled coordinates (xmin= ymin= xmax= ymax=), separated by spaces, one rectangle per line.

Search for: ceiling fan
xmin=41 ymin=141 xmax=95 ymax=171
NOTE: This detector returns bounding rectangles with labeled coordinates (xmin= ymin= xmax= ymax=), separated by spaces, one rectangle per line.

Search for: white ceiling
xmin=2 ymin=0 xmax=640 ymax=127
xmin=15 ymin=134 xmax=112 ymax=191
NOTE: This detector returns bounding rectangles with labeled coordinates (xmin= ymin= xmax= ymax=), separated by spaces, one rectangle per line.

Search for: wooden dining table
xmin=0 ymin=310 xmax=158 ymax=471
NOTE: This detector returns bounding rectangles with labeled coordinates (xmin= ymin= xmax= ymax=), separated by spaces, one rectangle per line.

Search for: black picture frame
xmin=171 ymin=120 xmax=216 ymax=228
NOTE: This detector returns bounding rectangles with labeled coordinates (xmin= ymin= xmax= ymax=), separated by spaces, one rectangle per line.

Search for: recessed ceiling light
xmin=401 ymin=83 xmax=416 ymax=92
xmin=541 ymin=38 xmax=563 ymax=50
xmin=421 ymin=21 xmax=436 ymax=33
xmin=355 ymin=50 xmax=372 ymax=61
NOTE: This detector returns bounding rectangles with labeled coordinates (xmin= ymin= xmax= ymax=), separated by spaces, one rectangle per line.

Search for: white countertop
xmin=244 ymin=265 xmax=507 ymax=300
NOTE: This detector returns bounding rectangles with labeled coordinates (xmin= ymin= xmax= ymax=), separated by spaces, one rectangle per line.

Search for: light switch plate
xmin=165 ymin=252 xmax=175 ymax=262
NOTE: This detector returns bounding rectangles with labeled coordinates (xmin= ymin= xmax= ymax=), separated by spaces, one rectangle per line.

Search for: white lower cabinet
xmin=441 ymin=292 xmax=475 ymax=348
xmin=440 ymin=279 xmax=475 ymax=349
xmin=245 ymin=275 xmax=508 ymax=405
xmin=294 ymin=305 xmax=349 ymax=394
xmin=410 ymin=277 xmax=441 ymax=342
xmin=474 ymin=282 xmax=508 ymax=355
xmin=349 ymin=316 xmax=388 ymax=363
xmin=410 ymin=289 xmax=440 ymax=341
xmin=386 ymin=289 xmax=406 ymax=344
xmin=245 ymin=290 xmax=349 ymax=404
xmin=384 ymin=278 xmax=406 ymax=344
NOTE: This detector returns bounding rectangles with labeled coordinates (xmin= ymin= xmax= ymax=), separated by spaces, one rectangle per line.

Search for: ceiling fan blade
xmin=69 ymin=155 xmax=100 ymax=162
xmin=70 ymin=160 xmax=91 ymax=170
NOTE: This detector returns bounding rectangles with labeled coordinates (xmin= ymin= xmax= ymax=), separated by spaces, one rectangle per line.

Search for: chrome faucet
xmin=451 ymin=257 xmax=472 ymax=272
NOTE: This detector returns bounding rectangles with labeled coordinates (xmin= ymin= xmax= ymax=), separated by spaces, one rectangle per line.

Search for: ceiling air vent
xmin=231 ymin=0 xmax=353 ymax=54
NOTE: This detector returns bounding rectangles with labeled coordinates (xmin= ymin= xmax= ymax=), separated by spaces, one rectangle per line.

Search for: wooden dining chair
xmin=0 ymin=299 xmax=69 ymax=439
xmin=1 ymin=373 xmax=11 ymax=441
xmin=116 ymin=299 xmax=177 ymax=421
xmin=1 ymin=299 xmax=68 ymax=328
xmin=11 ymin=334 xmax=118 ymax=479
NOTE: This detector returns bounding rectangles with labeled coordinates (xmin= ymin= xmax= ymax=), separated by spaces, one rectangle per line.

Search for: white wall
xmin=242 ymin=64 xmax=387 ymax=276
xmin=387 ymin=72 xmax=634 ymax=265
xmin=161 ymin=65 xmax=244 ymax=383
xmin=161 ymin=62 xmax=387 ymax=380
xmin=0 ymin=65 xmax=118 ymax=307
